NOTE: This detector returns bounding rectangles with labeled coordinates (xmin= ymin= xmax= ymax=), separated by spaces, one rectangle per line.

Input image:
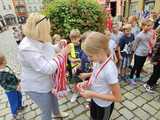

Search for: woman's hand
xmin=16 ymin=84 xmax=21 ymax=91
xmin=60 ymin=44 xmax=71 ymax=55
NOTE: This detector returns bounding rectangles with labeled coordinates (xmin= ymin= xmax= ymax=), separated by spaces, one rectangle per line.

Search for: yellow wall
xmin=154 ymin=0 xmax=160 ymax=12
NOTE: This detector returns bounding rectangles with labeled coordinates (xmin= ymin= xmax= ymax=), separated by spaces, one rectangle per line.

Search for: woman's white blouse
xmin=18 ymin=37 xmax=60 ymax=93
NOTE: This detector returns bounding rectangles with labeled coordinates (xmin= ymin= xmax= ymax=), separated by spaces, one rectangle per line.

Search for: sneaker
xmin=128 ymin=78 xmax=137 ymax=85
xmin=70 ymin=93 xmax=79 ymax=102
xmin=143 ymin=84 xmax=155 ymax=93
xmin=54 ymin=111 xmax=69 ymax=118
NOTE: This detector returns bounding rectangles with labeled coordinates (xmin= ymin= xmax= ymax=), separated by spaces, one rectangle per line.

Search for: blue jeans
xmin=6 ymin=91 xmax=22 ymax=115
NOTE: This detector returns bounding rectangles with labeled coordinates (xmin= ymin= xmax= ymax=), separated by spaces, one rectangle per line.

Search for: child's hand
xmin=76 ymin=81 xmax=89 ymax=91
xmin=58 ymin=39 xmax=67 ymax=48
xmin=80 ymin=90 xmax=95 ymax=99
xmin=61 ymin=44 xmax=71 ymax=55
xmin=16 ymin=84 xmax=21 ymax=91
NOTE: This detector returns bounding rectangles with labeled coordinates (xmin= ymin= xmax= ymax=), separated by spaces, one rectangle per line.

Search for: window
xmin=29 ymin=6 xmax=32 ymax=12
xmin=34 ymin=6 xmax=37 ymax=11
xmin=3 ymin=6 xmax=6 ymax=10
xmin=8 ymin=5 xmax=11 ymax=9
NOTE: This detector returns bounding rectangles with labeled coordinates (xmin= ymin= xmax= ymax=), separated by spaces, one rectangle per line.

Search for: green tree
xmin=43 ymin=0 xmax=106 ymax=38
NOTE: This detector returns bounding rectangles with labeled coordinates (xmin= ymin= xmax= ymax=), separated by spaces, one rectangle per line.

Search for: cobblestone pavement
xmin=0 ymin=29 xmax=160 ymax=120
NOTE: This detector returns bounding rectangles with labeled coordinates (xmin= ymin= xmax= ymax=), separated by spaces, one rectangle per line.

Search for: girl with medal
xmin=77 ymin=32 xmax=121 ymax=120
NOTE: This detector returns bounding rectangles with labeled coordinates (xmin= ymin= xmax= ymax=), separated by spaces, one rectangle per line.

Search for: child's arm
xmin=79 ymin=73 xmax=92 ymax=80
xmin=80 ymin=83 xmax=121 ymax=102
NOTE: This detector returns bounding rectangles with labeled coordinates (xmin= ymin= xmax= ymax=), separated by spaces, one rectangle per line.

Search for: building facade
xmin=0 ymin=0 xmax=17 ymax=26
xmin=125 ymin=0 xmax=160 ymax=17
xmin=12 ymin=0 xmax=28 ymax=24
xmin=25 ymin=0 xmax=43 ymax=14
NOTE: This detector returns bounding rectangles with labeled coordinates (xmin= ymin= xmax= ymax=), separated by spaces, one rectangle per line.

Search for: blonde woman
xmin=18 ymin=13 xmax=70 ymax=120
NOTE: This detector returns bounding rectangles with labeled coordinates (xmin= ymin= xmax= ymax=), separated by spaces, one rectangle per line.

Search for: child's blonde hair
xmin=82 ymin=32 xmax=110 ymax=55
xmin=52 ymin=34 xmax=61 ymax=44
xmin=141 ymin=19 xmax=153 ymax=28
xmin=23 ymin=13 xmax=51 ymax=42
xmin=123 ymin=24 xmax=132 ymax=31
xmin=69 ymin=29 xmax=80 ymax=39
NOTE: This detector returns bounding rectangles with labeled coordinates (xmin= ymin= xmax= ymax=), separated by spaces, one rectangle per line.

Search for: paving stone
xmin=120 ymin=88 xmax=127 ymax=95
xmin=31 ymin=103 xmax=38 ymax=110
xmin=23 ymin=111 xmax=36 ymax=120
xmin=133 ymin=108 xmax=150 ymax=120
xmin=122 ymin=100 xmax=137 ymax=110
xmin=35 ymin=115 xmax=41 ymax=120
xmin=74 ymin=114 xmax=89 ymax=120
xmin=115 ymin=116 xmax=127 ymax=120
xmin=114 ymin=103 xmax=123 ymax=110
xmin=141 ymin=92 xmax=154 ymax=101
xmin=130 ymin=89 xmax=142 ymax=96
xmin=73 ymin=105 xmax=86 ymax=115
xmin=124 ymin=92 xmax=136 ymax=100
xmin=4 ymin=114 xmax=12 ymax=120
xmin=111 ymin=110 xmax=120 ymax=119
xmin=155 ymin=111 xmax=160 ymax=119
xmin=63 ymin=110 xmax=75 ymax=120
xmin=77 ymin=97 xmax=86 ymax=104
xmin=131 ymin=117 xmax=141 ymax=120
xmin=59 ymin=97 xmax=68 ymax=105
xmin=59 ymin=104 xmax=68 ymax=111
xmin=148 ymin=101 xmax=160 ymax=110
xmin=67 ymin=101 xmax=78 ymax=109
xmin=132 ymin=97 xmax=147 ymax=107
xmin=0 ymin=103 xmax=6 ymax=110
xmin=35 ymin=108 xmax=41 ymax=116
xmin=124 ymin=85 xmax=135 ymax=91
xmin=119 ymin=108 xmax=134 ymax=120
xmin=137 ymin=86 xmax=147 ymax=92
xmin=142 ymin=104 xmax=157 ymax=115
xmin=149 ymin=117 xmax=157 ymax=120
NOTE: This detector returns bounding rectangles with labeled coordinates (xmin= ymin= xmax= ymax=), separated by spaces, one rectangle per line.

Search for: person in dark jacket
xmin=143 ymin=28 xmax=160 ymax=93
xmin=0 ymin=53 xmax=26 ymax=120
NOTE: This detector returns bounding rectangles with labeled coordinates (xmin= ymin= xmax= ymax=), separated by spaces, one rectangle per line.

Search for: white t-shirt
xmin=18 ymin=37 xmax=60 ymax=93
xmin=109 ymin=39 xmax=117 ymax=60
xmin=90 ymin=59 xmax=119 ymax=107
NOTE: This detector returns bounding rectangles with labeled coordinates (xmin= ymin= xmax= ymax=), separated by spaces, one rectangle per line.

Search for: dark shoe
xmin=18 ymin=105 xmax=28 ymax=112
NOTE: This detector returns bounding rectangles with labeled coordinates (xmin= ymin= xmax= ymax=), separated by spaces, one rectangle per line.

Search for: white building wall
xmin=25 ymin=0 xmax=43 ymax=13
xmin=0 ymin=0 xmax=17 ymax=25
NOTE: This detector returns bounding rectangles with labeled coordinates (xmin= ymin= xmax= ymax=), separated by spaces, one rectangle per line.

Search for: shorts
xmin=121 ymin=55 xmax=131 ymax=68
xmin=90 ymin=99 xmax=114 ymax=120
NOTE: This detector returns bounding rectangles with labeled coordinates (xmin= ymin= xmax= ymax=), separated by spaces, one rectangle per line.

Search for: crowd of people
xmin=0 ymin=10 xmax=160 ymax=120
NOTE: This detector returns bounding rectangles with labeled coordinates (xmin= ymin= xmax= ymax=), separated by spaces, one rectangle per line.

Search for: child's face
xmin=112 ymin=25 xmax=118 ymax=32
xmin=143 ymin=23 xmax=152 ymax=32
xmin=85 ymin=51 xmax=102 ymax=63
xmin=71 ymin=37 xmax=80 ymax=45
xmin=124 ymin=29 xmax=131 ymax=36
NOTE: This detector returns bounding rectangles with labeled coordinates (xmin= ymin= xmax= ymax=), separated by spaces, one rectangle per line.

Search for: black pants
xmin=90 ymin=99 xmax=114 ymax=120
xmin=147 ymin=64 xmax=160 ymax=87
xmin=130 ymin=55 xmax=147 ymax=79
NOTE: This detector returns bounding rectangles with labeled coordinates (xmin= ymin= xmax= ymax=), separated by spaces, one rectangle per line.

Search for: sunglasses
xmin=35 ymin=16 xmax=49 ymax=26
